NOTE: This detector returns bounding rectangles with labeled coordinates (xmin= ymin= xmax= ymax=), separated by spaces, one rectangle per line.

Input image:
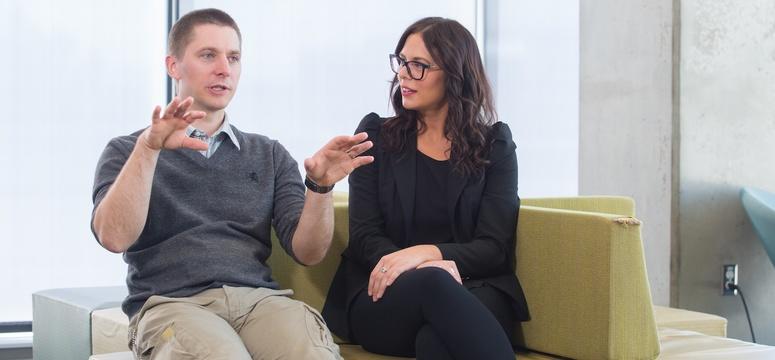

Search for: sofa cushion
xmin=88 ymin=351 xmax=133 ymax=360
xmin=92 ymin=304 xmax=560 ymax=359
xmin=658 ymin=328 xmax=775 ymax=359
xmin=91 ymin=307 xmax=130 ymax=355
xmin=654 ymin=305 xmax=727 ymax=337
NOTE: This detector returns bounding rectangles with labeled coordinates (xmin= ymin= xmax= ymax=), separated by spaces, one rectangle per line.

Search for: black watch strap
xmin=304 ymin=176 xmax=335 ymax=194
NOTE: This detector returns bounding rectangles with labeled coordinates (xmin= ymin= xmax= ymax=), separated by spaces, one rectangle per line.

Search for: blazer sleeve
xmin=436 ymin=122 xmax=519 ymax=278
xmin=346 ymin=113 xmax=402 ymax=271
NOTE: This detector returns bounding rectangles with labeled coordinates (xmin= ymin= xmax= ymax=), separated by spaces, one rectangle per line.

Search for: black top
xmin=412 ymin=150 xmax=452 ymax=245
xmin=322 ymin=113 xmax=530 ymax=342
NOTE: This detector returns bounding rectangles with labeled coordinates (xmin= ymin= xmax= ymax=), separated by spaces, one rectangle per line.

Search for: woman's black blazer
xmin=322 ymin=113 xmax=530 ymax=341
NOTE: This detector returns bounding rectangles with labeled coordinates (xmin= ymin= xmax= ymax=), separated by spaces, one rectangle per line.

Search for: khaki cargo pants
xmin=127 ymin=286 xmax=341 ymax=359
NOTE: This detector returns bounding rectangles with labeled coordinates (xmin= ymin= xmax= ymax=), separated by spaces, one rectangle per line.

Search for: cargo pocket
xmin=302 ymin=304 xmax=341 ymax=357
xmin=134 ymin=322 xmax=208 ymax=360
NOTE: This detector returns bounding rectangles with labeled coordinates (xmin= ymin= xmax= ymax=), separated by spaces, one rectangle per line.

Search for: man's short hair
xmin=168 ymin=8 xmax=242 ymax=58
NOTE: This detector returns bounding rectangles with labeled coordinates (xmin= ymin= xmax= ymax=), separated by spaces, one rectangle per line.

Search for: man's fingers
xmin=187 ymin=110 xmax=207 ymax=121
xmin=151 ymin=106 xmax=162 ymax=123
xmin=329 ymin=132 xmax=369 ymax=149
xmin=175 ymin=96 xmax=194 ymax=118
xmin=162 ymin=97 xmax=180 ymax=119
xmin=180 ymin=137 xmax=209 ymax=151
xmin=345 ymin=141 xmax=373 ymax=158
xmin=181 ymin=110 xmax=206 ymax=123
xmin=350 ymin=156 xmax=375 ymax=170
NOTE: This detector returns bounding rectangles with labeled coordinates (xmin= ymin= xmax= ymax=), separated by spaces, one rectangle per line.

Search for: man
xmin=91 ymin=8 xmax=372 ymax=359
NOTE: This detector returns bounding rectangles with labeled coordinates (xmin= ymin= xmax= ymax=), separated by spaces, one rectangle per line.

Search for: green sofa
xmin=267 ymin=194 xmax=659 ymax=360
xmin=48 ymin=194 xmax=773 ymax=359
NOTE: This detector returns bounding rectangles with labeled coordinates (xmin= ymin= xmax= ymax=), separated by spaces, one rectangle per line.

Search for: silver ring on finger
xmin=380 ymin=266 xmax=388 ymax=273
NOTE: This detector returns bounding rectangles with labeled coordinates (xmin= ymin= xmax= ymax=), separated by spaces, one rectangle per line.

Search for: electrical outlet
xmin=722 ymin=264 xmax=738 ymax=296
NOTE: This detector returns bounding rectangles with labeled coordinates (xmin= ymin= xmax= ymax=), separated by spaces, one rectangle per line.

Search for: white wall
xmin=678 ymin=0 xmax=775 ymax=345
xmin=0 ymin=1 xmax=166 ymax=322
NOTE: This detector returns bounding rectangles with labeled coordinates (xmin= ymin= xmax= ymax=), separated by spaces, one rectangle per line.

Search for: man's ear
xmin=166 ymin=55 xmax=180 ymax=80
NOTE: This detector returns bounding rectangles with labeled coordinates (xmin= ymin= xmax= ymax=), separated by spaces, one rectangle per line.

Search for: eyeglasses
xmin=389 ymin=54 xmax=439 ymax=80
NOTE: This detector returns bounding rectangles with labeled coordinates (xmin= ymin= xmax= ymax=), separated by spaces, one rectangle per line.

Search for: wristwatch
xmin=304 ymin=176 xmax=335 ymax=194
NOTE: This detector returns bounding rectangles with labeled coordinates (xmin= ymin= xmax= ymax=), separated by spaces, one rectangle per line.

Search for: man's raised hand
xmin=303 ymin=132 xmax=374 ymax=186
xmin=142 ymin=96 xmax=208 ymax=151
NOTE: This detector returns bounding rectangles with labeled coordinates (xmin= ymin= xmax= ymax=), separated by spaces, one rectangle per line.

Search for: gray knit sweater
xmin=91 ymin=125 xmax=305 ymax=318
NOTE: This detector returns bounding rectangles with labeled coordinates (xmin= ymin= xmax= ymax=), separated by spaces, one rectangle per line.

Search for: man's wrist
xmin=138 ymin=128 xmax=162 ymax=152
xmin=304 ymin=176 xmax=335 ymax=194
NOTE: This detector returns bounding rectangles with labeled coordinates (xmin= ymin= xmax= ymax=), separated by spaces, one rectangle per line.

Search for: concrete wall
xmin=678 ymin=0 xmax=775 ymax=345
xmin=579 ymin=0 xmax=675 ymax=306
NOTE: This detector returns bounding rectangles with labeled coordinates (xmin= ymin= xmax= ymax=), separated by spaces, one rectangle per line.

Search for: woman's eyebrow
xmin=399 ymin=53 xmax=432 ymax=63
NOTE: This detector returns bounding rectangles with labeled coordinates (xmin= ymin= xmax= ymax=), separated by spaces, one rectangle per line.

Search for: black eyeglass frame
xmin=389 ymin=54 xmax=440 ymax=80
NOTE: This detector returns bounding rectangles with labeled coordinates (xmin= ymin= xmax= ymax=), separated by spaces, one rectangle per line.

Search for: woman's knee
xmin=398 ymin=267 xmax=458 ymax=290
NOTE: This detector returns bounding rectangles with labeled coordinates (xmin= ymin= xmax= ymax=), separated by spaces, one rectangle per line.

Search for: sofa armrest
xmin=32 ymin=286 xmax=127 ymax=360
xmin=516 ymin=205 xmax=659 ymax=360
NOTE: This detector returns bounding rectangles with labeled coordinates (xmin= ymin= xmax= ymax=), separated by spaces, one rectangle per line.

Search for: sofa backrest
xmin=268 ymin=196 xmax=349 ymax=312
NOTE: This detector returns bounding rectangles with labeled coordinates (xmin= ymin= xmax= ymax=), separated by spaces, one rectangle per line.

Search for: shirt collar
xmin=186 ymin=113 xmax=241 ymax=150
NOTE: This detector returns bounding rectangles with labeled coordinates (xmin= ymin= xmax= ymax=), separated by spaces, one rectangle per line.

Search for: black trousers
xmin=348 ymin=267 xmax=516 ymax=360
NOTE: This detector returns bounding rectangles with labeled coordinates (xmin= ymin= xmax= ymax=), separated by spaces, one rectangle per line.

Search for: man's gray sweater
xmin=91 ymin=125 xmax=305 ymax=318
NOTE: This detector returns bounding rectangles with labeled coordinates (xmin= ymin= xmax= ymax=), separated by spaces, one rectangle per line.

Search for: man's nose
xmin=214 ymin=55 xmax=231 ymax=76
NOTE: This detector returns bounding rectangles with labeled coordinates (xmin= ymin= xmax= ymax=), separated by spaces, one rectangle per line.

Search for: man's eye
xmin=201 ymin=53 xmax=214 ymax=59
xmin=228 ymin=55 xmax=240 ymax=63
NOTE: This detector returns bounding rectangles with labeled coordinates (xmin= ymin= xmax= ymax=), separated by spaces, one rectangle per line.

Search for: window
xmin=0 ymin=0 xmax=167 ymax=323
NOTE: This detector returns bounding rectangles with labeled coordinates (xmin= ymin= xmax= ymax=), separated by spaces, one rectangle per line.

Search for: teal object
xmin=740 ymin=187 xmax=775 ymax=268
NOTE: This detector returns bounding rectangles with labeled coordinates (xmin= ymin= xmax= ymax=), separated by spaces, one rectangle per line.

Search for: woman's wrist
xmin=418 ymin=244 xmax=443 ymax=262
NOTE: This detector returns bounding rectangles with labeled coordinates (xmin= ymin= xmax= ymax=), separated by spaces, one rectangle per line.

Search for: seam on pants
xmin=302 ymin=303 xmax=341 ymax=356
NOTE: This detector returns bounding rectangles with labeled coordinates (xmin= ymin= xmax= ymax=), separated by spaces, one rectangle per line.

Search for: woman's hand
xmin=417 ymin=260 xmax=462 ymax=284
xmin=369 ymin=245 xmax=442 ymax=302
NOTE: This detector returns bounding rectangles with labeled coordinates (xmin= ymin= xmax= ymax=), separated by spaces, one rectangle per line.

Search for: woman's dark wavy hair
xmin=383 ymin=17 xmax=496 ymax=176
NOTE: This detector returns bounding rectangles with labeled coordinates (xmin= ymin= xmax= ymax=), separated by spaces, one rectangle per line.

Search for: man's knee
xmin=241 ymin=296 xmax=341 ymax=359
xmin=133 ymin=303 xmax=250 ymax=360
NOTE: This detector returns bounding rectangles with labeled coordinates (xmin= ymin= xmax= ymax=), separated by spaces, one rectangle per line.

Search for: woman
xmin=322 ymin=17 xmax=529 ymax=359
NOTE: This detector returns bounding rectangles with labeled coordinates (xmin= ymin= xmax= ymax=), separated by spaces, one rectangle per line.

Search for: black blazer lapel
xmin=447 ymin=166 xmax=468 ymax=241
xmin=390 ymin=135 xmax=417 ymax=247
